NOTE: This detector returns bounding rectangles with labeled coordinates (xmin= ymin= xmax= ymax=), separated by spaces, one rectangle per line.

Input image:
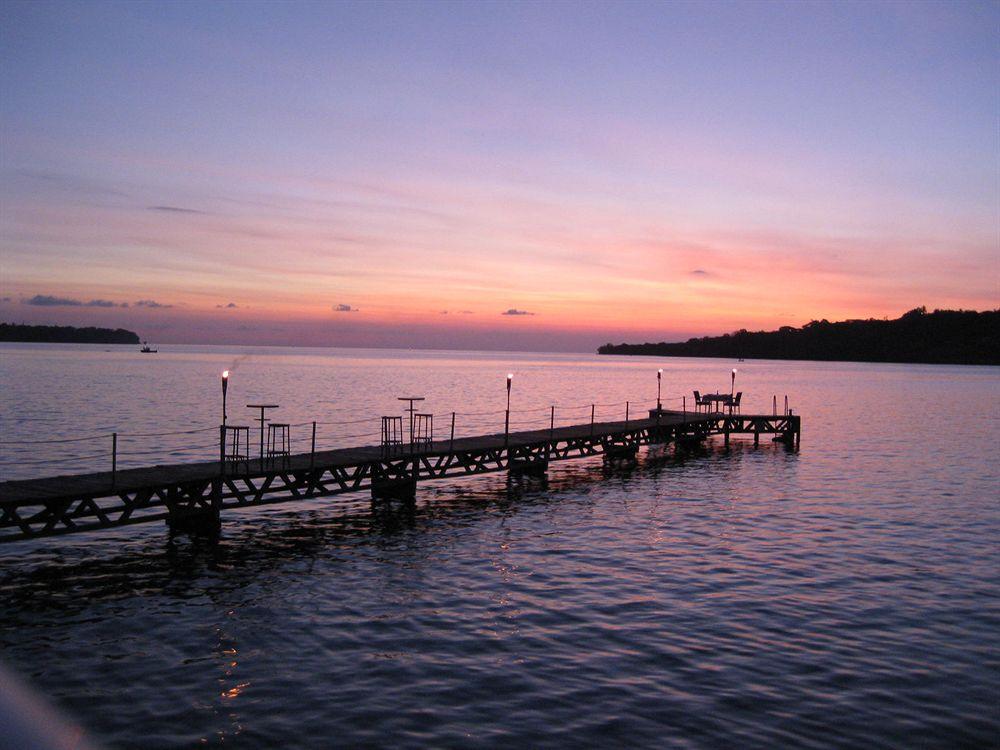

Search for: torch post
xmin=504 ymin=373 xmax=512 ymax=448
xmin=222 ymin=370 xmax=230 ymax=427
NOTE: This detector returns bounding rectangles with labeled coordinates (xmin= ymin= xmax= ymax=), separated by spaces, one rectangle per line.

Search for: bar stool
xmin=223 ymin=425 xmax=250 ymax=475
xmin=267 ymin=423 xmax=290 ymax=468
xmin=381 ymin=416 xmax=403 ymax=457
xmin=413 ymin=413 xmax=433 ymax=451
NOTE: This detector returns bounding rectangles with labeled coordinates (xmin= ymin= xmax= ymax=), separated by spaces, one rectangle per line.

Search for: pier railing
xmin=0 ymin=392 xmax=796 ymax=483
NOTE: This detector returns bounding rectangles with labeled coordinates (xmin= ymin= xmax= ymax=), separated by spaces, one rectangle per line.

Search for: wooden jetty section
xmin=0 ymin=411 xmax=800 ymax=543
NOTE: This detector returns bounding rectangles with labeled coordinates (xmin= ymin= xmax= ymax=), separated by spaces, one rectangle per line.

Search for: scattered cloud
xmin=24 ymin=295 xmax=131 ymax=308
xmin=216 ymin=302 xmax=238 ymax=309
xmin=501 ymin=308 xmax=535 ymax=316
xmin=147 ymin=205 xmax=208 ymax=215
xmin=135 ymin=299 xmax=173 ymax=308
xmin=24 ymin=294 xmax=83 ymax=306
xmin=690 ymin=269 xmax=709 ymax=275
xmin=439 ymin=310 xmax=449 ymax=315
xmin=333 ymin=304 xmax=357 ymax=312
xmin=13 ymin=168 xmax=127 ymax=197
xmin=459 ymin=310 xmax=473 ymax=315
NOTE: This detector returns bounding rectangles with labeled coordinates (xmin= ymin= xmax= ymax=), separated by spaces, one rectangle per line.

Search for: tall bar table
xmin=246 ymin=403 xmax=279 ymax=468
xmin=397 ymin=396 xmax=425 ymax=450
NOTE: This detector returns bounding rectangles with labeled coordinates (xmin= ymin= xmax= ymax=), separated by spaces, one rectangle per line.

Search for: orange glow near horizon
xmin=4 ymin=208 xmax=992 ymax=350
xmin=1 ymin=3 xmax=996 ymax=351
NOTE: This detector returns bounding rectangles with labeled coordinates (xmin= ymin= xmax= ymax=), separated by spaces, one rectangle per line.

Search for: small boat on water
xmin=140 ymin=341 xmax=157 ymax=353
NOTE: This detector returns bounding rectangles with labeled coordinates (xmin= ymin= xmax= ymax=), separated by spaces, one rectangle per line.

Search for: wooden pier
xmin=0 ymin=411 xmax=800 ymax=543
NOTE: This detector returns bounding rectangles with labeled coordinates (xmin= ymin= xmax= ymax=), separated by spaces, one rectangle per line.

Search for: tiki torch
xmin=222 ymin=370 xmax=230 ymax=426
xmin=505 ymin=373 xmax=513 ymax=445
xmin=657 ymin=368 xmax=663 ymax=411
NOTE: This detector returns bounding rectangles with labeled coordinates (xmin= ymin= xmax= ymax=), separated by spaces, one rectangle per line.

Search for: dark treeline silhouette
xmin=0 ymin=322 xmax=140 ymax=344
xmin=598 ymin=308 xmax=1000 ymax=365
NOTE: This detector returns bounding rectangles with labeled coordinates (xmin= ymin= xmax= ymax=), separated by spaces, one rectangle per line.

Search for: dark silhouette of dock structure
xmin=0 ymin=406 xmax=800 ymax=544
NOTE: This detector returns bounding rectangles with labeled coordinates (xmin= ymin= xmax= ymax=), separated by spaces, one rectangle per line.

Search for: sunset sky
xmin=1 ymin=0 xmax=997 ymax=351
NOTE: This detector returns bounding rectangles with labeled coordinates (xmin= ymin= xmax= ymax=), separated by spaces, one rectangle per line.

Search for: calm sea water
xmin=0 ymin=344 xmax=998 ymax=748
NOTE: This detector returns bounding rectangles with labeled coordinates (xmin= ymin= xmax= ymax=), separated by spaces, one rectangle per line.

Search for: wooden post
xmin=219 ymin=425 xmax=225 ymax=477
xmin=784 ymin=395 xmax=788 ymax=416
xmin=683 ymin=396 xmax=686 ymax=421
xmin=625 ymin=400 xmax=629 ymax=426
xmin=549 ymin=406 xmax=555 ymax=441
xmin=504 ymin=409 xmax=509 ymax=448
xmin=773 ymin=395 xmax=777 ymax=416
xmin=450 ymin=411 xmax=455 ymax=453
xmin=590 ymin=404 xmax=595 ymax=435
xmin=310 ymin=421 xmax=316 ymax=469
xmin=111 ymin=432 xmax=117 ymax=488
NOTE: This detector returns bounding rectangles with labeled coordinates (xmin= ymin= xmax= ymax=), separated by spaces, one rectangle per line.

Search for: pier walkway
xmin=0 ymin=410 xmax=800 ymax=543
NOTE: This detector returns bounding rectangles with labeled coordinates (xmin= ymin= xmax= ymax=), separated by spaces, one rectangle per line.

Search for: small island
xmin=598 ymin=308 xmax=1000 ymax=366
xmin=0 ymin=322 xmax=141 ymax=345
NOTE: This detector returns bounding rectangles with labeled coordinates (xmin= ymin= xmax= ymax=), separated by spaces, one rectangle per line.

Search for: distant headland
xmin=0 ymin=322 xmax=141 ymax=345
xmin=598 ymin=308 xmax=1000 ymax=366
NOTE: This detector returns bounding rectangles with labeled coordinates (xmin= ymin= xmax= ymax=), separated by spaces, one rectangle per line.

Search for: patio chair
xmin=693 ymin=390 xmax=707 ymax=413
xmin=730 ymin=391 xmax=742 ymax=415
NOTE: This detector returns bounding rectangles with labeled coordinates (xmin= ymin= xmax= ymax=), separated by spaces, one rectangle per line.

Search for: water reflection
xmin=1 ymin=353 xmax=997 ymax=748
xmin=0 ymin=442 xmax=774 ymax=617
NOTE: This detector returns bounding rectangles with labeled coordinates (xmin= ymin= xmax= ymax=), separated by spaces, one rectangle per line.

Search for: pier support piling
xmin=371 ymin=477 xmax=417 ymax=503
xmin=165 ymin=483 xmax=221 ymax=536
xmin=509 ymin=459 xmax=548 ymax=479
xmin=603 ymin=442 xmax=638 ymax=466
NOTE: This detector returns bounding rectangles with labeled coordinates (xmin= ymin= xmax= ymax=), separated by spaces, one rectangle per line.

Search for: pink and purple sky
xmin=1 ymin=0 xmax=997 ymax=351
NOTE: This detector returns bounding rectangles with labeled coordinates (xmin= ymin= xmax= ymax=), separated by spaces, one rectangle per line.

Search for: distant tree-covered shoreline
xmin=598 ymin=308 xmax=999 ymax=366
xmin=0 ymin=322 xmax=141 ymax=345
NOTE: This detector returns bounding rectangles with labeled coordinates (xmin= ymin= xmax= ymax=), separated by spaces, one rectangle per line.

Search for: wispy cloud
xmin=85 ymin=299 xmax=121 ymax=308
xmin=501 ymin=308 xmax=535 ymax=316
xmin=147 ymin=205 xmax=208 ymax=215
xmin=216 ymin=302 xmax=238 ymax=309
xmin=135 ymin=299 xmax=173 ymax=308
xmin=333 ymin=303 xmax=357 ymax=312
xmin=690 ymin=269 xmax=709 ymax=275
xmin=13 ymin=169 xmax=127 ymax=197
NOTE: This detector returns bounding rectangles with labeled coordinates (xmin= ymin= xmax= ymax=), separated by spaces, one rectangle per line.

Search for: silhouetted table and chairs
xmin=693 ymin=391 xmax=742 ymax=415
xmin=246 ymin=403 xmax=281 ymax=469
xmin=383 ymin=396 xmax=434 ymax=456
